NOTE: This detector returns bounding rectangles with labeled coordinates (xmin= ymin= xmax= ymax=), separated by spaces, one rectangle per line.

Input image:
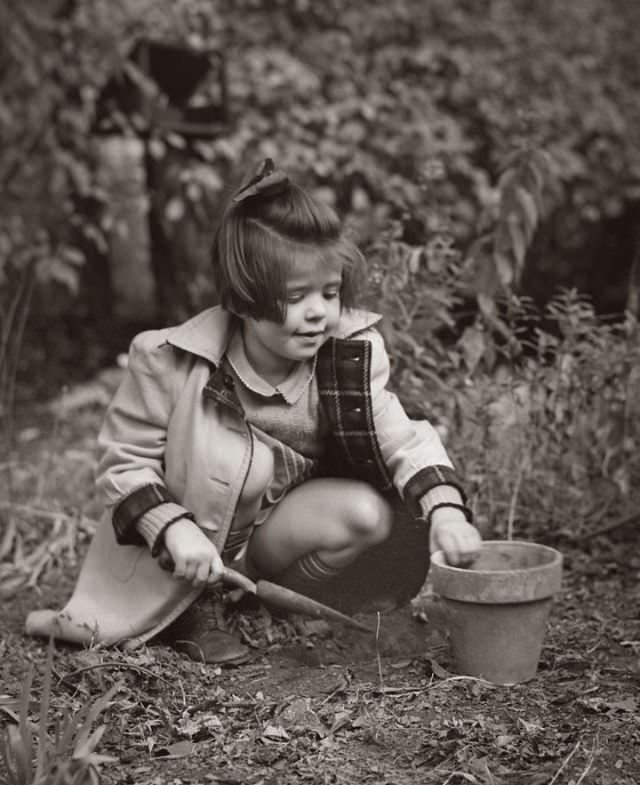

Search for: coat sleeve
xmin=95 ymin=330 xmax=193 ymax=546
xmin=365 ymin=328 xmax=467 ymax=515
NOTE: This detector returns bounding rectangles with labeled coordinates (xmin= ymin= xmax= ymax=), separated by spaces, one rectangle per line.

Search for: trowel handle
xmin=222 ymin=566 xmax=257 ymax=594
xmin=157 ymin=548 xmax=174 ymax=572
xmin=157 ymin=549 xmax=373 ymax=633
xmin=157 ymin=548 xmax=257 ymax=594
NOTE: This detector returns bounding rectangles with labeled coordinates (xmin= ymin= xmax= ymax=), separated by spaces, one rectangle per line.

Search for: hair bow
xmin=232 ymin=158 xmax=290 ymax=203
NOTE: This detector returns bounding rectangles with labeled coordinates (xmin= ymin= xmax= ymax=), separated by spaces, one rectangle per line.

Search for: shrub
xmin=433 ymin=291 xmax=638 ymax=538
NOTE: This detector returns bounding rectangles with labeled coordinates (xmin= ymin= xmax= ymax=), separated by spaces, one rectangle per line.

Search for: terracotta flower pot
xmin=430 ymin=540 xmax=563 ymax=685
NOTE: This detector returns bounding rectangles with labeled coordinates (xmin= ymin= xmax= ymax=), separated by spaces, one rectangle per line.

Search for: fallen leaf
xmin=279 ymin=697 xmax=326 ymax=737
xmin=301 ymin=619 xmax=332 ymax=638
xmin=517 ymin=717 xmax=544 ymax=734
xmin=176 ymin=714 xmax=222 ymax=737
xmin=602 ymin=697 xmax=638 ymax=714
xmin=429 ymin=658 xmax=454 ymax=679
xmin=261 ymin=724 xmax=289 ymax=742
xmin=390 ymin=659 xmax=413 ymax=669
xmin=443 ymin=772 xmax=479 ymax=784
xmin=154 ymin=740 xmax=195 ymax=759
xmin=468 ymin=755 xmax=504 ymax=784
xmin=327 ymin=710 xmax=352 ymax=734
xmin=0 ymin=575 xmax=29 ymax=598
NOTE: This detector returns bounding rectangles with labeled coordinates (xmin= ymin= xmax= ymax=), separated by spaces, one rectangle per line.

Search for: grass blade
xmin=33 ymin=638 xmax=55 ymax=781
xmin=1 ymin=729 xmax=20 ymax=785
xmin=72 ymin=683 xmax=119 ymax=758
xmin=15 ymin=667 xmax=35 ymax=784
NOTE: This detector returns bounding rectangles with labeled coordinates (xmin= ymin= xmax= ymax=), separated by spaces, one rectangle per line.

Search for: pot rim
xmin=430 ymin=539 xmax=563 ymax=576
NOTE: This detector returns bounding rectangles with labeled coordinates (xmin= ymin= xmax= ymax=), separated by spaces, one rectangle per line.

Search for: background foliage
xmin=1 ymin=0 xmax=639 ymax=533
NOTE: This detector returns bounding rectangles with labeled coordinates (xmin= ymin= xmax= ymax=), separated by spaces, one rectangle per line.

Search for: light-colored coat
xmin=25 ymin=307 xmax=452 ymax=647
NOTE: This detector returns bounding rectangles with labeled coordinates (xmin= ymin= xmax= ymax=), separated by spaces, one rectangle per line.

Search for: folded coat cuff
xmin=403 ymin=464 xmax=467 ymax=518
xmin=136 ymin=502 xmax=196 ymax=555
xmin=419 ymin=484 xmax=465 ymax=517
xmin=112 ymin=483 xmax=174 ymax=545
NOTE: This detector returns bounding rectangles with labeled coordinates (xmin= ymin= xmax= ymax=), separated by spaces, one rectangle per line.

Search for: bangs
xmin=214 ymin=220 xmax=364 ymax=323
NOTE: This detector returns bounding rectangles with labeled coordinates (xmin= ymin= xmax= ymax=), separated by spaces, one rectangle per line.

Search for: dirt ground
xmin=1 ymin=409 xmax=640 ymax=784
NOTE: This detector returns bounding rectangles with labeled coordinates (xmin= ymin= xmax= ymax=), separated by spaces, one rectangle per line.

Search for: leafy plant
xmin=0 ymin=225 xmax=85 ymax=427
xmin=464 ymin=144 xmax=561 ymax=344
xmin=1 ymin=640 xmax=118 ymax=785
xmin=365 ymin=232 xmax=462 ymax=375
xmin=447 ymin=290 xmax=640 ymax=538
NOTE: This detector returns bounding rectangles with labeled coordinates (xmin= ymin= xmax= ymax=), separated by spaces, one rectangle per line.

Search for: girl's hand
xmin=163 ymin=518 xmax=225 ymax=586
xmin=429 ymin=509 xmax=482 ymax=566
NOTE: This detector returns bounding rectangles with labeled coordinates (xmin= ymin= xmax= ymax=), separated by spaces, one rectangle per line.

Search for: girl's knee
xmin=346 ymin=485 xmax=392 ymax=544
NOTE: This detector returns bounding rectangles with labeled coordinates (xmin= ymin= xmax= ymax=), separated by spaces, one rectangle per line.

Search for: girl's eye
xmin=287 ymin=293 xmax=304 ymax=304
xmin=324 ymin=289 xmax=340 ymax=300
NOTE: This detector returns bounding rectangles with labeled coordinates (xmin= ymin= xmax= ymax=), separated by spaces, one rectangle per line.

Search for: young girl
xmin=26 ymin=159 xmax=481 ymax=662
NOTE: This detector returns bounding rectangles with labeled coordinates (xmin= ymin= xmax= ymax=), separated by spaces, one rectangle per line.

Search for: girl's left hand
xmin=429 ymin=510 xmax=482 ymax=566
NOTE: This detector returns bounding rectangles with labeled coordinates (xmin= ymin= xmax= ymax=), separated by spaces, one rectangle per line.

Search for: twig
xmin=548 ymin=739 xmax=581 ymax=785
xmin=51 ymin=666 xmax=91 ymax=697
xmin=0 ymin=517 xmax=17 ymax=560
xmin=581 ymin=510 xmax=639 ymax=540
xmin=187 ymin=697 xmax=260 ymax=714
xmin=365 ymin=674 xmax=497 ymax=696
xmin=2 ymin=268 xmax=35 ymax=441
xmin=27 ymin=550 xmax=54 ymax=587
xmin=375 ymin=611 xmax=384 ymax=696
xmin=574 ymin=742 xmax=596 ymax=785
xmin=0 ymin=264 xmax=31 ymax=373
xmin=0 ymin=501 xmax=98 ymax=528
xmin=581 ymin=480 xmax=619 ymax=524
xmin=61 ymin=661 xmax=172 ymax=686
xmin=177 ymin=677 xmax=186 ymax=707
xmin=368 ymin=686 xmax=430 ymax=696
xmin=428 ymin=674 xmax=497 ymax=690
xmin=507 ymin=454 xmax=526 ymax=540
xmin=625 ymin=232 xmax=640 ymax=318
xmin=36 ymin=389 xmax=64 ymax=503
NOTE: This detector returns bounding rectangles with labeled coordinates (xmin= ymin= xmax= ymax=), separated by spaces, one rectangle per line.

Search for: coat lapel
xmin=317 ymin=337 xmax=393 ymax=494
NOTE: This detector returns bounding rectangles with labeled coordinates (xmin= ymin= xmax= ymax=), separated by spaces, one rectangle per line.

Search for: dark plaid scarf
xmin=316 ymin=336 xmax=465 ymax=517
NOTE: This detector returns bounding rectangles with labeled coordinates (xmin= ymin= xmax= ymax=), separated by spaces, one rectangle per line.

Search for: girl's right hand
xmin=429 ymin=510 xmax=482 ymax=566
xmin=163 ymin=518 xmax=225 ymax=587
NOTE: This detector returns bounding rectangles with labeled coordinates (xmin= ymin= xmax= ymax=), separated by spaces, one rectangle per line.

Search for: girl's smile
xmin=242 ymin=259 xmax=343 ymax=386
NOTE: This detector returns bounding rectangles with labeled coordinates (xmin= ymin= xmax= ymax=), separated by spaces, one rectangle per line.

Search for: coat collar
xmin=165 ymin=305 xmax=382 ymax=366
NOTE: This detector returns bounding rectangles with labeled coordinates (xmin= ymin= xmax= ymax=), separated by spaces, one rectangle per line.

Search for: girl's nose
xmin=305 ymin=294 xmax=326 ymax=321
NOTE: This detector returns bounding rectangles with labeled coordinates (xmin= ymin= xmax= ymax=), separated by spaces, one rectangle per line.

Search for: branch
xmin=581 ymin=510 xmax=639 ymax=540
xmin=62 ymin=661 xmax=172 ymax=686
xmin=626 ymin=224 xmax=640 ymax=318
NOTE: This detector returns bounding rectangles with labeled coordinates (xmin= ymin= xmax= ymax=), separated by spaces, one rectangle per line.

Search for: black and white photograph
xmin=1 ymin=1 xmax=639 ymax=783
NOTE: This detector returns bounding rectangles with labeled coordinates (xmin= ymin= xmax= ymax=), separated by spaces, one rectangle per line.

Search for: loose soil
xmin=1 ymin=407 xmax=639 ymax=784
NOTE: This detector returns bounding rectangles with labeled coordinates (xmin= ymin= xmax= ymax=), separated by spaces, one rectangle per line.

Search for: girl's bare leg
xmin=246 ymin=477 xmax=392 ymax=578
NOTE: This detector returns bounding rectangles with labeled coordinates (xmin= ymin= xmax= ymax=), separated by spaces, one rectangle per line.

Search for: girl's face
xmin=242 ymin=259 xmax=342 ymax=384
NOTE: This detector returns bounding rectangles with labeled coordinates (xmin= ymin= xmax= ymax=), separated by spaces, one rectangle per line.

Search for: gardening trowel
xmin=157 ymin=550 xmax=374 ymax=633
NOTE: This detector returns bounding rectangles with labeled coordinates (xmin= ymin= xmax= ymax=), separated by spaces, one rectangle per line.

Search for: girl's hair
xmin=211 ymin=161 xmax=364 ymax=323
